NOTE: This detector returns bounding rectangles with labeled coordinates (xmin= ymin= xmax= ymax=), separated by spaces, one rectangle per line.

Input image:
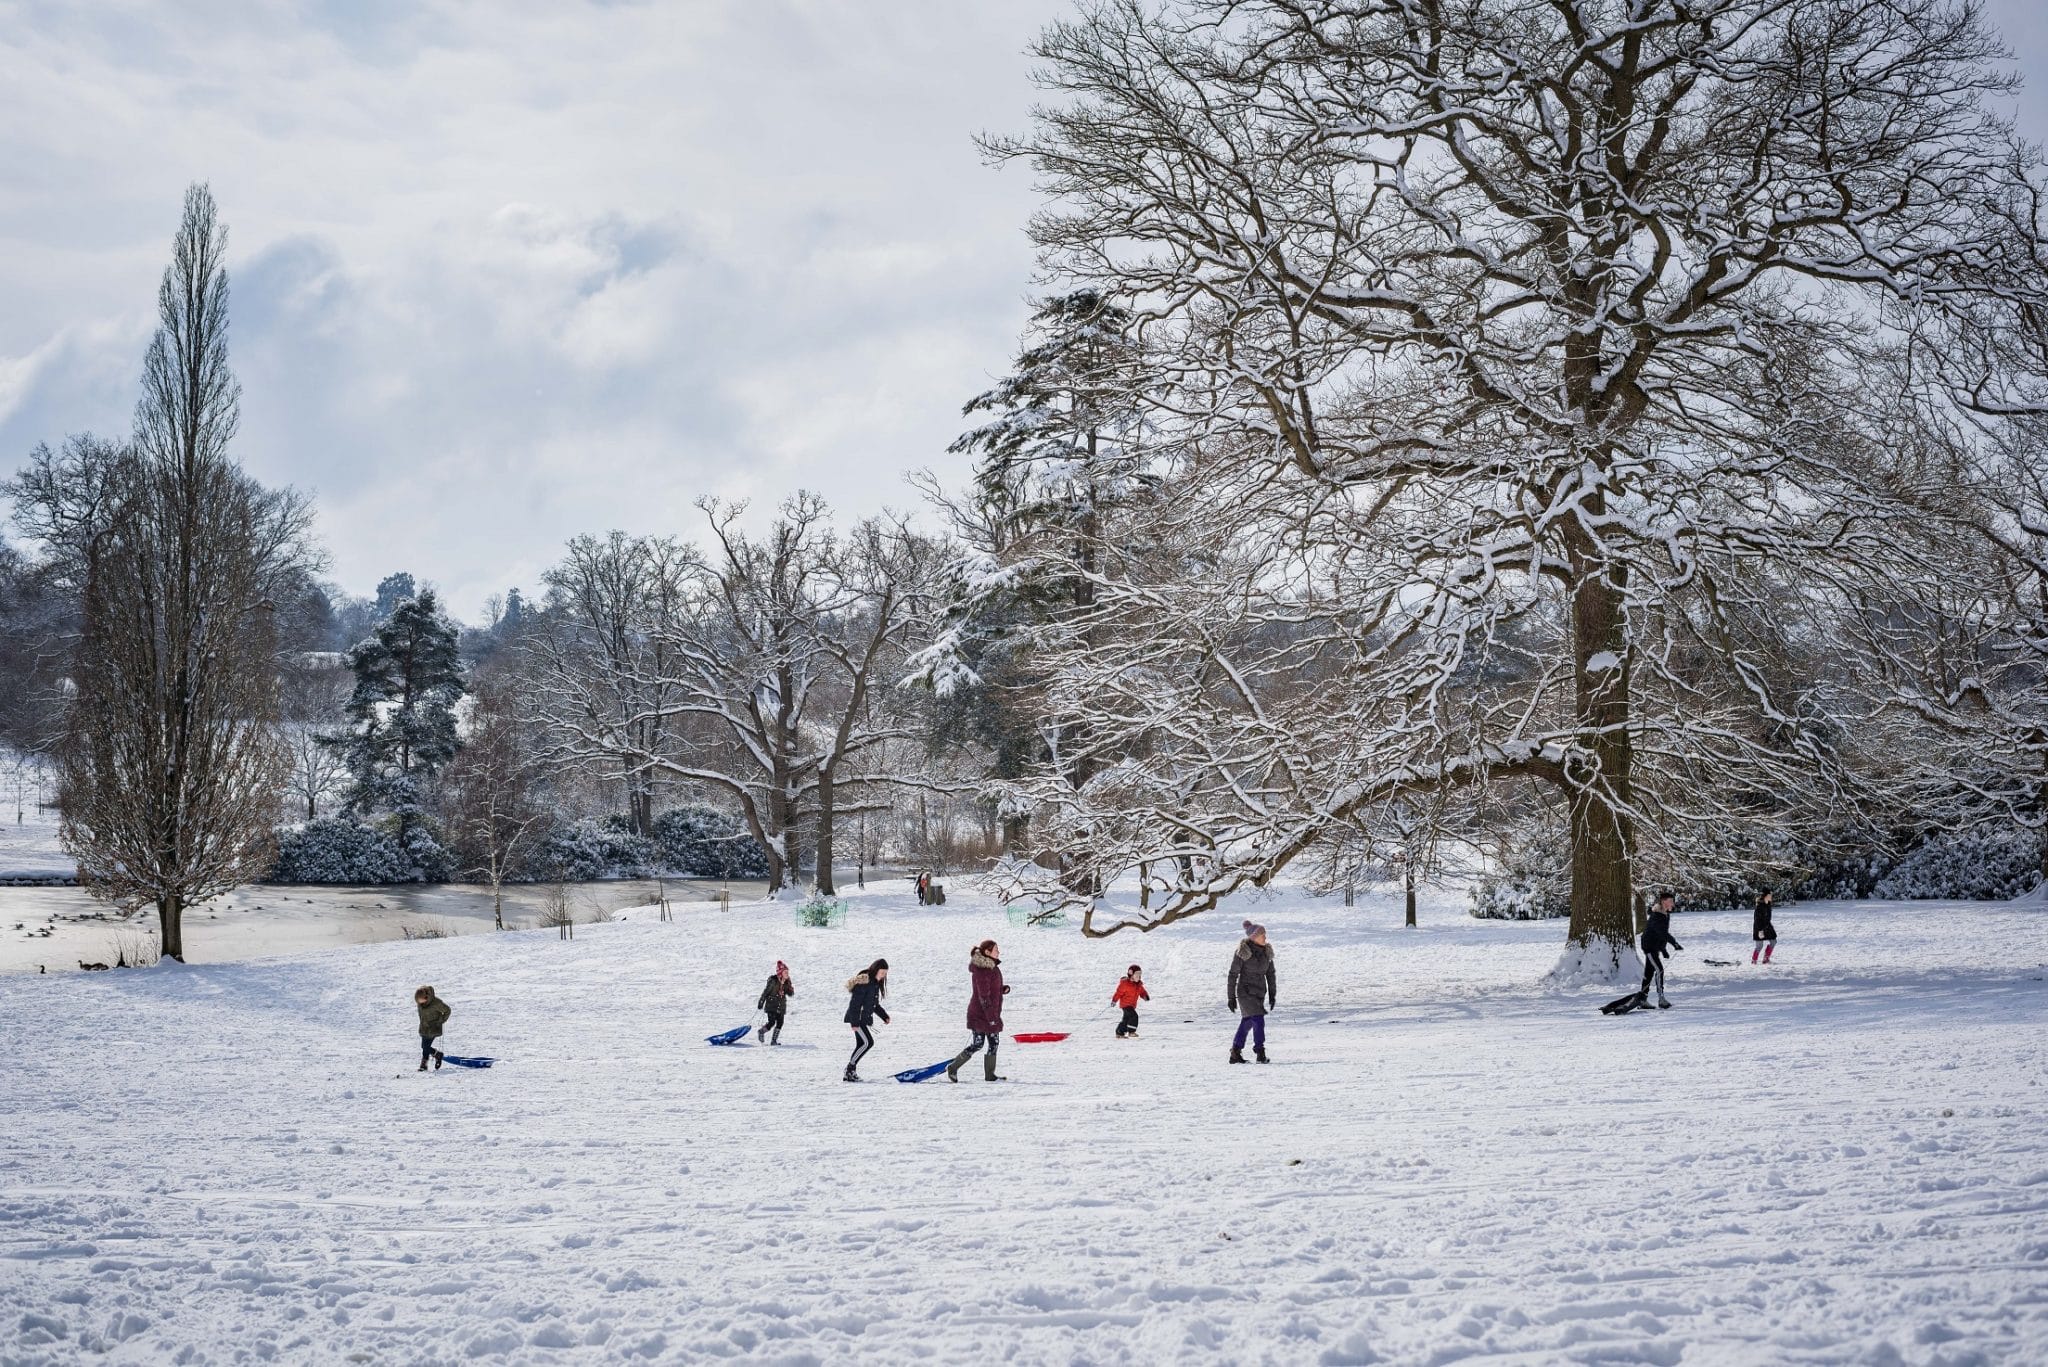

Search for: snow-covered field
xmin=1 ymin=885 xmax=2043 ymax=1365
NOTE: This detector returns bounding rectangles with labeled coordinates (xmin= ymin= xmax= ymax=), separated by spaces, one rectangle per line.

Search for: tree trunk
xmin=1564 ymin=556 xmax=1637 ymax=968
xmin=157 ymin=892 xmax=184 ymax=963
xmin=1404 ymin=860 xmax=1417 ymax=928
xmin=815 ymin=765 xmax=837 ymax=896
xmin=1002 ymin=812 xmax=1031 ymax=859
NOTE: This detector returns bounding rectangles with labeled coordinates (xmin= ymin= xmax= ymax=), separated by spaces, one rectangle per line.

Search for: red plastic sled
xmin=1011 ymin=1032 xmax=1070 ymax=1043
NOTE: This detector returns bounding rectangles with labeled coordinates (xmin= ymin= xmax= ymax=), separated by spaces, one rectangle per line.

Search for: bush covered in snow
xmin=530 ymin=819 xmax=660 ymax=882
xmin=1873 ymin=828 xmax=2043 ymax=901
xmin=652 ymin=806 xmax=770 ymax=879
xmin=270 ymin=817 xmax=413 ymax=884
xmin=1468 ymin=837 xmax=1571 ymax=920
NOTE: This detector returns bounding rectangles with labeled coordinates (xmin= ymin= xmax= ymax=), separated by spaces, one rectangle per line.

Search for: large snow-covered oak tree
xmin=990 ymin=0 xmax=2048 ymax=964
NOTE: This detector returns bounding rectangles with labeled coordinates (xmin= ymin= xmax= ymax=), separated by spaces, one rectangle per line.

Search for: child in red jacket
xmin=1112 ymin=965 xmax=1149 ymax=1039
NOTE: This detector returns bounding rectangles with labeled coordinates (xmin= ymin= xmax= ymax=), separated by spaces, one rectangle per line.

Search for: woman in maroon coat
xmin=946 ymin=939 xmax=1010 ymax=1082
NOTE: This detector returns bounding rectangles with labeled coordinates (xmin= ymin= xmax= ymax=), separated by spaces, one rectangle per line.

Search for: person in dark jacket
xmin=947 ymin=940 xmax=1010 ymax=1082
xmin=1640 ymin=890 xmax=1683 ymax=1007
xmin=843 ymin=959 xmax=891 ymax=1081
xmin=414 ymin=985 xmax=451 ymax=1072
xmin=1112 ymin=964 xmax=1149 ymax=1039
xmin=1752 ymin=891 xmax=1777 ymax=965
xmin=1227 ymin=922 xmax=1276 ymax=1063
xmin=756 ymin=961 xmax=795 ymax=1044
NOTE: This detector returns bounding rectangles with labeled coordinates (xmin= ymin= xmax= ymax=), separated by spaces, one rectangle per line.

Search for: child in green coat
xmin=415 ymin=985 xmax=451 ymax=1071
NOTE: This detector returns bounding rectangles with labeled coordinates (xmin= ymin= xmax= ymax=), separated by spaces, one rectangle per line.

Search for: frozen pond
xmin=0 ymin=877 xmax=776 ymax=974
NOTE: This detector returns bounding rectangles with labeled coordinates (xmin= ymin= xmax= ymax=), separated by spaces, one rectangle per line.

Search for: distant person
xmin=946 ymin=939 xmax=1009 ymax=1082
xmin=1112 ymin=964 xmax=1149 ymax=1039
xmin=1752 ymin=891 xmax=1778 ymax=965
xmin=1227 ymin=922 xmax=1277 ymax=1063
xmin=1640 ymin=890 xmax=1683 ymax=1007
xmin=757 ymin=961 xmax=795 ymax=1044
xmin=915 ymin=872 xmax=930 ymax=905
xmin=414 ymin=985 xmax=451 ymax=1071
xmin=843 ymin=958 xmax=891 ymax=1082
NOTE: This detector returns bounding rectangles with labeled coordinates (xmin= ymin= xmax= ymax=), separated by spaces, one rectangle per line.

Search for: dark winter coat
xmin=758 ymin=973 xmax=795 ymax=1013
xmin=843 ymin=973 xmax=891 ymax=1028
xmin=1752 ymin=897 xmax=1777 ymax=942
xmin=416 ymin=993 xmax=451 ymax=1039
xmin=1642 ymin=909 xmax=1683 ymax=958
xmin=966 ymin=950 xmax=1007 ymax=1034
xmin=1227 ymin=939 xmax=1276 ymax=1017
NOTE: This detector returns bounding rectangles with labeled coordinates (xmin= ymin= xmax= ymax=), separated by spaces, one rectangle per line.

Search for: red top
xmin=1112 ymin=979 xmax=1150 ymax=1008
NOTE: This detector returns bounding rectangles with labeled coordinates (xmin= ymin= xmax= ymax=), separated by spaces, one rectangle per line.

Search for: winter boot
xmin=1254 ymin=1046 xmax=1269 ymax=1064
xmin=432 ymin=1049 xmax=444 ymax=1070
xmin=983 ymin=1051 xmax=1005 ymax=1082
xmin=1229 ymin=1048 xmax=1246 ymax=1064
xmin=1752 ymin=947 xmax=1761 ymax=964
xmin=1763 ymin=945 xmax=1774 ymax=963
xmin=946 ymin=1048 xmax=975 ymax=1083
xmin=1656 ymin=994 xmax=1672 ymax=1009
xmin=417 ymin=1060 xmax=428 ymax=1072
xmin=756 ymin=1024 xmax=768 ymax=1042
xmin=843 ymin=1065 xmax=859 ymax=1083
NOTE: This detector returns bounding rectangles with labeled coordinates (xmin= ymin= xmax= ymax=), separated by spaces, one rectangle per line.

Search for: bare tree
xmin=540 ymin=532 xmax=690 ymax=835
xmin=12 ymin=185 xmax=314 ymax=960
xmin=443 ymin=678 xmax=548 ymax=930
xmin=988 ymin=0 xmax=2045 ymax=968
xmin=533 ymin=495 xmax=937 ymax=896
xmin=279 ymin=651 xmax=350 ymax=820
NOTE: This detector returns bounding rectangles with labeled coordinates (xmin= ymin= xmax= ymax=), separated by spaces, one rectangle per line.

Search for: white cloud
xmin=0 ymin=0 xmax=1065 ymax=617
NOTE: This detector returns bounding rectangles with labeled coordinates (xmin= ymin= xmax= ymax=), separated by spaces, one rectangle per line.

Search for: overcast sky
xmin=0 ymin=0 xmax=2043 ymax=622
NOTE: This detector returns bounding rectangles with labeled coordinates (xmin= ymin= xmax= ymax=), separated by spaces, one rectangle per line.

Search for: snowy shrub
xmin=1873 ymin=828 xmax=2043 ymax=901
xmin=270 ymin=817 xmax=412 ymax=884
xmin=652 ymin=806 xmax=770 ymax=879
xmin=531 ymin=820 xmax=660 ymax=882
xmin=1469 ymin=837 xmax=1570 ymax=920
xmin=397 ymin=819 xmax=456 ymax=883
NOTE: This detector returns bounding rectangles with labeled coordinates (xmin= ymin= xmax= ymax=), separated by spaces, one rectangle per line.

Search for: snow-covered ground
xmin=1 ymin=885 xmax=2043 ymax=1365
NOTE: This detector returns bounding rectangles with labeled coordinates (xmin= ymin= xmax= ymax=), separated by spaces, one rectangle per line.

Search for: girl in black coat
xmin=1752 ymin=892 xmax=1777 ymax=964
xmin=842 ymin=958 xmax=891 ymax=1081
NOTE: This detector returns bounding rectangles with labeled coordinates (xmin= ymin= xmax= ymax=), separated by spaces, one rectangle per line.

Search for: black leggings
xmin=1640 ymin=952 xmax=1667 ymax=996
xmin=847 ymin=1026 xmax=874 ymax=1071
xmin=420 ymin=1035 xmax=439 ymax=1064
xmin=958 ymin=1031 xmax=999 ymax=1068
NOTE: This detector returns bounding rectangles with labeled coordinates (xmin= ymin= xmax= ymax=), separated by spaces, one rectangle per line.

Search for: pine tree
xmin=332 ymin=589 xmax=466 ymax=879
xmin=919 ymin=291 xmax=1153 ymax=860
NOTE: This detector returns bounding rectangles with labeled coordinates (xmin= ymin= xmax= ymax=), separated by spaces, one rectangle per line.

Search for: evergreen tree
xmin=918 ymin=291 xmax=1154 ymax=858
xmin=331 ymin=588 xmax=466 ymax=879
xmin=372 ymin=571 xmax=417 ymax=622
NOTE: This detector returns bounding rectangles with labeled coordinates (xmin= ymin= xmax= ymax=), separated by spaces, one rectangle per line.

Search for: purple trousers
xmin=1232 ymin=1014 xmax=1266 ymax=1050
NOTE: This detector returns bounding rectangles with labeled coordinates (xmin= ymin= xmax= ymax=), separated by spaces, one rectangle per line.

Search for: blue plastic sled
xmin=894 ymin=1059 xmax=953 ymax=1083
xmin=440 ymin=1054 xmax=495 ymax=1069
xmin=706 ymin=1025 xmax=754 ymax=1046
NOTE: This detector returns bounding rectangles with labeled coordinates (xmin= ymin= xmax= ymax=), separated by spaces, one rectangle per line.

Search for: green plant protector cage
xmin=796 ymin=899 xmax=848 ymax=929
